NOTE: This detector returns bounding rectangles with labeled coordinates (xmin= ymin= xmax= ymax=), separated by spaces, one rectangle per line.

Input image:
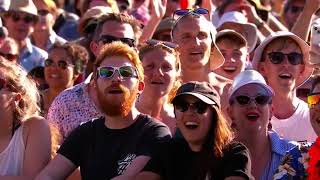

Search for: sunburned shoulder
xmin=23 ymin=116 xmax=49 ymax=129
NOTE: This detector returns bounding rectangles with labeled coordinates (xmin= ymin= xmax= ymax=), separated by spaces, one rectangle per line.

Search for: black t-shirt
xmin=57 ymin=114 xmax=171 ymax=180
xmin=143 ymin=139 xmax=252 ymax=180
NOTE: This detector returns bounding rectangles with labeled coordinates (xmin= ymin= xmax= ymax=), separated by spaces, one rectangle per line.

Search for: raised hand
xmin=150 ymin=0 xmax=167 ymax=19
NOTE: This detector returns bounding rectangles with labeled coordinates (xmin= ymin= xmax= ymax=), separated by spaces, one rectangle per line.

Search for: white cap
xmin=229 ymin=70 xmax=274 ymax=98
xmin=217 ymin=11 xmax=258 ymax=53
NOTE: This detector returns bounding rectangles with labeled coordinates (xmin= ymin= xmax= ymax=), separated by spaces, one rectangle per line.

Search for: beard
xmin=97 ymin=83 xmax=138 ymax=117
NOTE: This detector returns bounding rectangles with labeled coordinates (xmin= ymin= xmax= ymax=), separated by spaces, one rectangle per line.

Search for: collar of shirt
xmin=269 ymin=130 xmax=295 ymax=156
xmin=20 ymin=38 xmax=33 ymax=59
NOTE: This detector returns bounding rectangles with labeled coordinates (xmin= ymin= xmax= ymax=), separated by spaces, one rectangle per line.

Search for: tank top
xmin=0 ymin=126 xmax=25 ymax=175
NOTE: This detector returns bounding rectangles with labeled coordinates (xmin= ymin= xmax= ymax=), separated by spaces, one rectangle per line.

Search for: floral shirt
xmin=47 ymin=79 xmax=103 ymax=140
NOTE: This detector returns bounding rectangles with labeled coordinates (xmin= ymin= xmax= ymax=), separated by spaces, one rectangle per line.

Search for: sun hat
xmin=252 ymin=31 xmax=313 ymax=88
xmin=7 ymin=0 xmax=38 ymax=16
xmin=229 ymin=70 xmax=274 ymax=99
xmin=172 ymin=81 xmax=221 ymax=109
xmin=216 ymin=29 xmax=248 ymax=48
xmin=78 ymin=6 xmax=113 ymax=35
xmin=217 ymin=11 xmax=258 ymax=53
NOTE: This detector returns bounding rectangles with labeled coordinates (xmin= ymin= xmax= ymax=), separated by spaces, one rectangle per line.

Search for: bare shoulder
xmin=209 ymin=72 xmax=233 ymax=95
xmin=22 ymin=116 xmax=50 ymax=134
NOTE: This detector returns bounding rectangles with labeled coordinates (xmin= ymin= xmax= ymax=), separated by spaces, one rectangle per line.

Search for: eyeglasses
xmin=44 ymin=59 xmax=74 ymax=69
xmin=97 ymin=66 xmax=139 ymax=79
xmin=99 ymin=35 xmax=135 ymax=47
xmin=38 ymin=9 xmax=50 ymax=16
xmin=267 ymin=52 xmax=303 ymax=65
xmin=173 ymin=8 xmax=209 ymax=20
xmin=0 ymin=52 xmax=18 ymax=61
xmin=10 ymin=12 xmax=36 ymax=24
xmin=308 ymin=93 xmax=320 ymax=108
xmin=145 ymin=39 xmax=178 ymax=49
xmin=174 ymin=100 xmax=209 ymax=114
xmin=234 ymin=95 xmax=272 ymax=106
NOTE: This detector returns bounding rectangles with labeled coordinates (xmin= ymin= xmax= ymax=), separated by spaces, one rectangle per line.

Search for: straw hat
xmin=8 ymin=0 xmax=38 ymax=16
xmin=252 ymin=31 xmax=313 ymax=88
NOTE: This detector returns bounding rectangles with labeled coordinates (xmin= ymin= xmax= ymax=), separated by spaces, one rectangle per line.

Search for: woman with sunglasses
xmin=32 ymin=0 xmax=66 ymax=51
xmin=136 ymin=39 xmax=181 ymax=133
xmin=0 ymin=59 xmax=52 ymax=179
xmin=41 ymin=42 xmax=88 ymax=116
xmin=136 ymin=81 xmax=253 ymax=180
xmin=227 ymin=70 xmax=307 ymax=179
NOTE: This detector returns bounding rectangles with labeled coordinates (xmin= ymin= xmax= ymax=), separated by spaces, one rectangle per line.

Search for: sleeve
xmin=57 ymin=125 xmax=85 ymax=167
xmin=137 ymin=121 xmax=172 ymax=157
xmin=47 ymin=94 xmax=68 ymax=138
xmin=222 ymin=142 xmax=253 ymax=180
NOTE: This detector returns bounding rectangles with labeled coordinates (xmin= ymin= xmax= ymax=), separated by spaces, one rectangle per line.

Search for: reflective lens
xmin=235 ymin=95 xmax=271 ymax=106
xmin=173 ymin=8 xmax=209 ymax=19
xmin=174 ymin=100 xmax=209 ymax=114
xmin=268 ymin=52 xmax=303 ymax=65
xmin=99 ymin=35 xmax=135 ymax=47
xmin=308 ymin=93 xmax=320 ymax=108
xmin=44 ymin=59 xmax=72 ymax=69
xmin=97 ymin=66 xmax=139 ymax=79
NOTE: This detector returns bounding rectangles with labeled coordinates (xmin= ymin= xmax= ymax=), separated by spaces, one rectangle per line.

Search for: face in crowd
xmin=34 ymin=0 xmax=57 ymax=32
xmin=284 ymin=0 xmax=305 ymax=29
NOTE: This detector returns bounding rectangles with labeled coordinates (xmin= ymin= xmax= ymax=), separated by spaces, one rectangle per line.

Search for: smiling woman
xmin=136 ymin=81 xmax=253 ymax=180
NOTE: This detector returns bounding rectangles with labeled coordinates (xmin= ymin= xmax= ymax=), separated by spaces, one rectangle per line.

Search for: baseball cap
xmin=252 ymin=31 xmax=313 ymax=88
xmin=172 ymin=81 xmax=221 ymax=109
xmin=229 ymin=70 xmax=274 ymax=99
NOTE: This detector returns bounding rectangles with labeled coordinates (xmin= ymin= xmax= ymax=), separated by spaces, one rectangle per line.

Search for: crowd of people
xmin=0 ymin=0 xmax=319 ymax=180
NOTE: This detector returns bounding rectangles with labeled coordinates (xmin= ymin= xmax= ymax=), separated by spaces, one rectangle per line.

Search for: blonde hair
xmin=0 ymin=59 xmax=40 ymax=122
xmin=94 ymin=41 xmax=144 ymax=81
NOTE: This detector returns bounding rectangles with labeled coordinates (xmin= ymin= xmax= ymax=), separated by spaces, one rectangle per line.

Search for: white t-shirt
xmin=271 ymin=99 xmax=317 ymax=142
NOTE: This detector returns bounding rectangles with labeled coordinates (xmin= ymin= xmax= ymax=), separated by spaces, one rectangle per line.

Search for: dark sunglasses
xmin=308 ymin=92 xmax=320 ymax=108
xmin=10 ymin=12 xmax=36 ymax=24
xmin=268 ymin=52 xmax=303 ymax=65
xmin=145 ymin=39 xmax=178 ymax=49
xmin=234 ymin=95 xmax=271 ymax=106
xmin=38 ymin=9 xmax=50 ymax=16
xmin=173 ymin=8 xmax=209 ymax=19
xmin=99 ymin=35 xmax=135 ymax=47
xmin=0 ymin=52 xmax=18 ymax=61
xmin=174 ymin=100 xmax=209 ymax=114
xmin=44 ymin=59 xmax=74 ymax=69
xmin=97 ymin=66 xmax=139 ymax=79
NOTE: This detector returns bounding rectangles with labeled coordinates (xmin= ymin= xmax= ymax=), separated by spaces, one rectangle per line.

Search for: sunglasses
xmin=308 ymin=93 xmax=320 ymax=108
xmin=267 ymin=52 xmax=303 ymax=65
xmin=0 ymin=52 xmax=18 ymax=61
xmin=145 ymin=39 xmax=178 ymax=49
xmin=234 ymin=95 xmax=271 ymax=106
xmin=174 ymin=100 xmax=209 ymax=114
xmin=97 ymin=66 xmax=139 ymax=79
xmin=38 ymin=9 xmax=50 ymax=16
xmin=44 ymin=59 xmax=74 ymax=69
xmin=99 ymin=35 xmax=135 ymax=47
xmin=173 ymin=8 xmax=209 ymax=20
xmin=10 ymin=12 xmax=36 ymax=24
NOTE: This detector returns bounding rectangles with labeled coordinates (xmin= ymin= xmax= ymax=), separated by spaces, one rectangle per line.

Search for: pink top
xmin=47 ymin=81 xmax=103 ymax=139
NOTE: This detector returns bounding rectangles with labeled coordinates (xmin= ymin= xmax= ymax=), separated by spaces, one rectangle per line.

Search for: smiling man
xmin=252 ymin=31 xmax=317 ymax=142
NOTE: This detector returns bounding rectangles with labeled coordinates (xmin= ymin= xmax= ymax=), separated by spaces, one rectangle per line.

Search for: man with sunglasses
xmin=2 ymin=0 xmax=48 ymax=72
xmin=37 ymin=41 xmax=171 ymax=180
xmin=171 ymin=8 xmax=231 ymax=97
xmin=252 ymin=31 xmax=317 ymax=142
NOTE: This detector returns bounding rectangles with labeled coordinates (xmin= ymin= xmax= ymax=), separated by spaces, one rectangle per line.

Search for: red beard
xmin=97 ymin=83 xmax=138 ymax=117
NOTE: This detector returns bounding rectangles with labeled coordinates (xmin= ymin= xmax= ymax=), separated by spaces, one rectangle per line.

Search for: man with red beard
xmin=36 ymin=41 xmax=171 ymax=180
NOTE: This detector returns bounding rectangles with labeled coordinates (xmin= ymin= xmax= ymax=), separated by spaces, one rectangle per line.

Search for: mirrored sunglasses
xmin=268 ymin=52 xmax=303 ymax=65
xmin=99 ymin=35 xmax=135 ymax=47
xmin=234 ymin=95 xmax=272 ymax=106
xmin=174 ymin=100 xmax=209 ymax=114
xmin=173 ymin=8 xmax=209 ymax=20
xmin=44 ymin=59 xmax=74 ymax=69
xmin=97 ymin=66 xmax=139 ymax=79
xmin=308 ymin=93 xmax=320 ymax=108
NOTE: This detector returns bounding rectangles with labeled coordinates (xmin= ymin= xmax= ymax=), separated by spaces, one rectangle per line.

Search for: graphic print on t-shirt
xmin=117 ymin=153 xmax=137 ymax=175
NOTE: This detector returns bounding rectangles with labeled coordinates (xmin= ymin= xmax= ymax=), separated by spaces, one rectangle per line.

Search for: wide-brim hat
xmin=209 ymin=23 xmax=225 ymax=71
xmin=252 ymin=31 xmax=313 ymax=88
xmin=8 ymin=0 xmax=38 ymax=16
xmin=217 ymin=11 xmax=258 ymax=53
